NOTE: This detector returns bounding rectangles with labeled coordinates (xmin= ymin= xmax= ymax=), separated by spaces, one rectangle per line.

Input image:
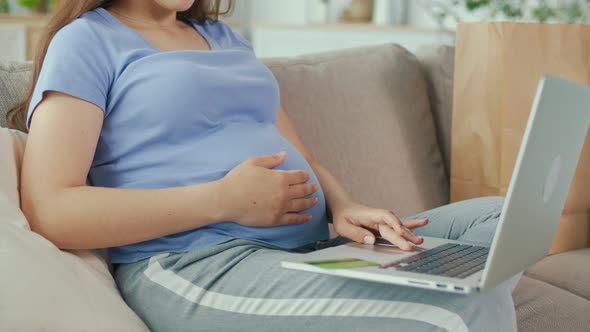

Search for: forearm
xmin=23 ymin=181 xmax=226 ymax=250
xmin=308 ymin=160 xmax=353 ymax=212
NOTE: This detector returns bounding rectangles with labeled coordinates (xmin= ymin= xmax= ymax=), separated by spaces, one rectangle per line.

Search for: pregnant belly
xmin=196 ymin=121 xmax=330 ymax=247
xmin=92 ymin=121 xmax=329 ymax=247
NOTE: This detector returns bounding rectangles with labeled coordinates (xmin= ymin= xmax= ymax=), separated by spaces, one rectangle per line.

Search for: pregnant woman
xmin=9 ymin=0 xmax=519 ymax=331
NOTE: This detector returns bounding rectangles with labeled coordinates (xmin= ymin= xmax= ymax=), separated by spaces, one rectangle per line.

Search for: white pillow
xmin=0 ymin=128 xmax=28 ymax=229
xmin=0 ymin=128 xmax=149 ymax=332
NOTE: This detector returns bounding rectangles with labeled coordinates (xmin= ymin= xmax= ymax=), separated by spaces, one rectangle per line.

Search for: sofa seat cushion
xmin=264 ymin=44 xmax=448 ymax=218
xmin=524 ymin=248 xmax=590 ymax=301
xmin=513 ymin=276 xmax=590 ymax=332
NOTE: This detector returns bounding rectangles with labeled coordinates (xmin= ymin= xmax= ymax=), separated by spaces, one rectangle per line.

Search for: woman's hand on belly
xmin=219 ymin=151 xmax=319 ymax=227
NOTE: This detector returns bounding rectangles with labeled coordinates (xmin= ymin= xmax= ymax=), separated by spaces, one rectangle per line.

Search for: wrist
xmin=328 ymin=197 xmax=355 ymax=213
xmin=191 ymin=178 xmax=234 ymax=223
xmin=214 ymin=178 xmax=236 ymax=222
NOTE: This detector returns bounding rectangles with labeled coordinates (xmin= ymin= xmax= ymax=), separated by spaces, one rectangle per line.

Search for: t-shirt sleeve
xmin=228 ymin=25 xmax=253 ymax=51
xmin=214 ymin=20 xmax=253 ymax=51
xmin=27 ymin=22 xmax=113 ymax=129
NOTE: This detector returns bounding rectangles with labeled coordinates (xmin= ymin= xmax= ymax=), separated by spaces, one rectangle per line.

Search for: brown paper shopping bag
xmin=451 ymin=22 xmax=590 ymax=254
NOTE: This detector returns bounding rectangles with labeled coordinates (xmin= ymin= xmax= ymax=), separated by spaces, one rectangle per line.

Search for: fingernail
xmin=314 ymin=197 xmax=319 ymax=202
xmin=364 ymin=235 xmax=375 ymax=245
xmin=275 ymin=151 xmax=286 ymax=157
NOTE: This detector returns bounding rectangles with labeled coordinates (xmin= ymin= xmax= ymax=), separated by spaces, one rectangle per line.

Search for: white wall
xmin=407 ymin=1 xmax=439 ymax=28
xmin=246 ymin=0 xmax=381 ymax=25
xmin=242 ymin=0 xmax=449 ymax=28
xmin=249 ymin=0 xmax=307 ymax=24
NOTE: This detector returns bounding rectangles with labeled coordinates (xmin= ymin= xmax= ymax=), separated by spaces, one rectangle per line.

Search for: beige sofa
xmin=1 ymin=44 xmax=589 ymax=331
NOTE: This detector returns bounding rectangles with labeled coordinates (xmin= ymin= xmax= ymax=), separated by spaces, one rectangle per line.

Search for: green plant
xmin=465 ymin=0 xmax=491 ymax=11
xmin=19 ymin=0 xmax=55 ymax=13
xmin=467 ymin=0 xmax=590 ymax=23
xmin=425 ymin=0 xmax=590 ymax=28
xmin=0 ymin=0 xmax=10 ymax=14
xmin=19 ymin=0 xmax=42 ymax=10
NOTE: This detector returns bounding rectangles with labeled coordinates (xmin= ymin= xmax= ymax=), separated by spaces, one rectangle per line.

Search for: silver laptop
xmin=282 ymin=75 xmax=590 ymax=294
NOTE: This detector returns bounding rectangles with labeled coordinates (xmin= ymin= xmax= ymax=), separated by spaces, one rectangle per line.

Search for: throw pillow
xmin=0 ymin=128 xmax=149 ymax=332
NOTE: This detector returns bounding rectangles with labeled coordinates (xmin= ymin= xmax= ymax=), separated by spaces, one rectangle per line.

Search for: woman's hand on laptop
xmin=332 ymin=202 xmax=428 ymax=251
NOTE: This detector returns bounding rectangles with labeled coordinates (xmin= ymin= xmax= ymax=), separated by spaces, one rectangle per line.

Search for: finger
xmin=286 ymin=197 xmax=318 ymax=212
xmin=287 ymin=183 xmax=318 ymax=199
xmin=277 ymin=213 xmax=312 ymax=225
xmin=336 ymin=221 xmax=376 ymax=245
xmin=248 ymin=151 xmax=286 ymax=169
xmin=379 ymin=224 xmax=413 ymax=251
xmin=383 ymin=213 xmax=423 ymax=245
xmin=400 ymin=226 xmax=424 ymax=245
xmin=364 ymin=223 xmax=382 ymax=232
xmin=279 ymin=170 xmax=310 ymax=185
xmin=402 ymin=219 xmax=429 ymax=230
xmin=381 ymin=210 xmax=404 ymax=234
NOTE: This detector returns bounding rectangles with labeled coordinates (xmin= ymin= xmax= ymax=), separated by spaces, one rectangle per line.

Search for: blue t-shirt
xmin=27 ymin=7 xmax=329 ymax=263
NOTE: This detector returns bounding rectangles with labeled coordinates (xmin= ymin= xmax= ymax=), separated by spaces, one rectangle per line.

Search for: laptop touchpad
xmin=346 ymin=242 xmax=404 ymax=254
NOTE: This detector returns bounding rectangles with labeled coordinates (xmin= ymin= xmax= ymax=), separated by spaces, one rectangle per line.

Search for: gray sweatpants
xmin=115 ymin=197 xmax=520 ymax=332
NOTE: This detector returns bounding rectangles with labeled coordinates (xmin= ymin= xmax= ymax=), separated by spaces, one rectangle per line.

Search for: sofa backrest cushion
xmin=0 ymin=61 xmax=32 ymax=128
xmin=415 ymin=45 xmax=455 ymax=176
xmin=265 ymin=44 xmax=449 ymax=217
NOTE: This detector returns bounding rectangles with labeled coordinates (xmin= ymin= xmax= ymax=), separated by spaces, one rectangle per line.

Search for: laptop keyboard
xmin=380 ymin=243 xmax=489 ymax=279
